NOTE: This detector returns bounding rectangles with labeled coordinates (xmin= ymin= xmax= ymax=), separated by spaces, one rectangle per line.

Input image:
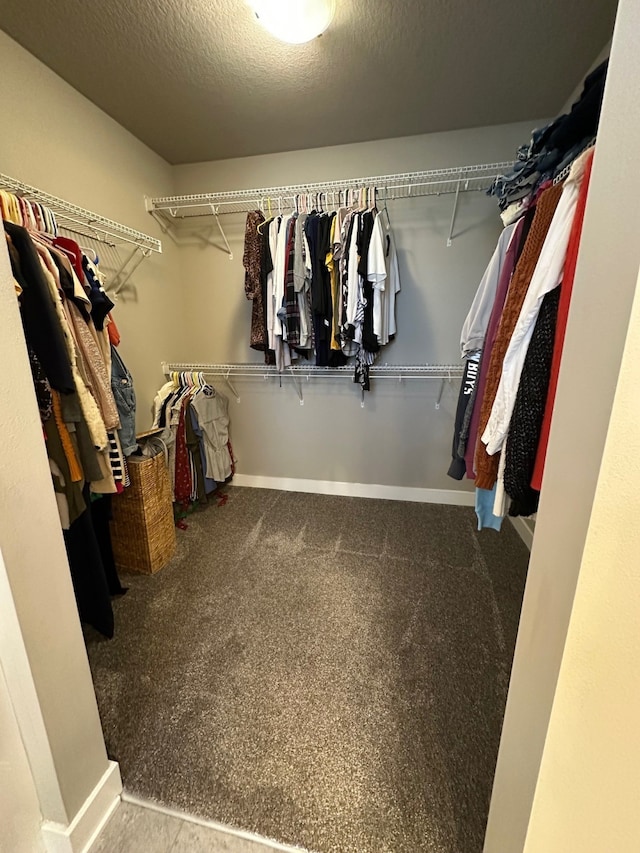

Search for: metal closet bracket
xmin=434 ymin=367 xmax=453 ymax=409
xmin=287 ymin=367 xmax=304 ymax=405
xmin=211 ymin=205 xmax=233 ymax=261
xmin=110 ymin=245 xmax=152 ymax=295
xmin=446 ymin=174 xmax=469 ymax=247
xmin=222 ymin=368 xmax=241 ymax=403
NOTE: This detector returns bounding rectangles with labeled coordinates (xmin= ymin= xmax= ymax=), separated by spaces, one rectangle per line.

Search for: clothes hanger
xmin=379 ymin=190 xmax=392 ymax=227
xmin=80 ymin=246 xmax=99 ymax=264
xmin=257 ymin=199 xmax=272 ymax=233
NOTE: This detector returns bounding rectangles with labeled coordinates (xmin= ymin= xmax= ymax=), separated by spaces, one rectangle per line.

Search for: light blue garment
xmin=475 ymin=486 xmax=504 ymax=532
xmin=110 ymin=345 xmax=137 ymax=456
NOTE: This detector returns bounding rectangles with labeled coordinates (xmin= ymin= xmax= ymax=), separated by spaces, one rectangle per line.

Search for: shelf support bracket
xmin=222 ymin=369 xmax=241 ymax=403
xmin=447 ymin=176 xmax=462 ymax=247
xmin=211 ymin=206 xmax=233 ymax=261
xmin=287 ymin=367 xmax=304 ymax=405
xmin=106 ymin=244 xmax=152 ymax=295
xmin=435 ymin=378 xmax=446 ymax=410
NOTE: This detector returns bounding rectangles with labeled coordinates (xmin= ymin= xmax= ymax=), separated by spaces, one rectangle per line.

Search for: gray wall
xmin=171 ymin=122 xmax=543 ymax=490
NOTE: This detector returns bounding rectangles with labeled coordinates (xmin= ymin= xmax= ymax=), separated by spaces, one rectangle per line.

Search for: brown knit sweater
xmin=475 ymin=183 xmax=563 ymax=490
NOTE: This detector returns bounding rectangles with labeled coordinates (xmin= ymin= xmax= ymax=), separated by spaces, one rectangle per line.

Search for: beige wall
xmin=522 ymin=264 xmax=640 ymax=853
xmin=3 ymin=15 xmax=634 ymax=852
xmin=0 ymin=223 xmax=110 ymax=824
xmin=0 ymin=649 xmax=43 ymax=853
xmin=0 ymin=30 xmax=184 ymax=428
xmin=171 ymin=121 xmax=542 ymax=489
xmin=484 ymin=0 xmax=640 ymax=849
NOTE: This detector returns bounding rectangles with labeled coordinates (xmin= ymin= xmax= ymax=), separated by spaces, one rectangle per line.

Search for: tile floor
xmin=89 ymin=800 xmax=307 ymax=853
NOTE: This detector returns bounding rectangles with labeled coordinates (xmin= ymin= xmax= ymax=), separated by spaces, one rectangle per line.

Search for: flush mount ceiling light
xmin=249 ymin=0 xmax=336 ymax=44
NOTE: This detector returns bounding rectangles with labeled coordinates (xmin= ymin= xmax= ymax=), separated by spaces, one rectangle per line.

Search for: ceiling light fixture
xmin=249 ymin=0 xmax=336 ymax=44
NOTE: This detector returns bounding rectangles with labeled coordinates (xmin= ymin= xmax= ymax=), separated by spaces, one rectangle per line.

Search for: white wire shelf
xmin=163 ymin=362 xmax=464 ymax=377
xmin=0 ymin=172 xmax=162 ymax=254
xmin=162 ymin=362 xmax=464 ymax=407
xmin=148 ymin=162 xmax=512 ymax=219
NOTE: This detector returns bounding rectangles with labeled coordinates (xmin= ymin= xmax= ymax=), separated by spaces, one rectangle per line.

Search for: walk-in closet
xmin=2 ymin=2 xmax=639 ymax=853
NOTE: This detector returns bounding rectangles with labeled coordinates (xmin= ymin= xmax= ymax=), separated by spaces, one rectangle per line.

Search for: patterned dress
xmin=243 ymin=211 xmax=267 ymax=352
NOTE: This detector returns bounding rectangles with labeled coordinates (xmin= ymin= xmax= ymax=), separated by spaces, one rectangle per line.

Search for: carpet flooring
xmin=86 ymin=487 xmax=529 ymax=853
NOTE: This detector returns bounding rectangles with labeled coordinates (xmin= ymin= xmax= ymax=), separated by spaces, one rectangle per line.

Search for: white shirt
xmin=345 ymin=212 xmax=361 ymax=332
xmin=382 ymin=214 xmax=400 ymax=341
xmin=460 ymin=223 xmax=517 ymax=358
xmin=367 ymin=214 xmax=388 ymax=344
xmin=481 ymin=151 xmax=590 ymax=456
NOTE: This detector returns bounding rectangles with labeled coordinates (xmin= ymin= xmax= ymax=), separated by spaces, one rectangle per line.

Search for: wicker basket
xmin=110 ymin=452 xmax=176 ymax=574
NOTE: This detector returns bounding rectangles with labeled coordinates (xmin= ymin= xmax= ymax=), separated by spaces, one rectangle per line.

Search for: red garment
xmin=53 ymin=235 xmax=85 ymax=283
xmin=531 ymin=150 xmax=595 ymax=490
xmin=107 ymin=314 xmax=121 ymax=347
xmin=174 ymin=400 xmax=193 ymax=505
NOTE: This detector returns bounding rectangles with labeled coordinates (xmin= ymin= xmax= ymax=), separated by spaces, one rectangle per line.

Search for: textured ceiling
xmin=0 ymin=0 xmax=617 ymax=164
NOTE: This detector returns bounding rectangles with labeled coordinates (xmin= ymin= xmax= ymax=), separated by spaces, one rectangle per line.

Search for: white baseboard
xmin=232 ymin=474 xmax=475 ymax=506
xmin=510 ymin=516 xmax=535 ymax=551
xmin=41 ymin=761 xmax=122 ymax=853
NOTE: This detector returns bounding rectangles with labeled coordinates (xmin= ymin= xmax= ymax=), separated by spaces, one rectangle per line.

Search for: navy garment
xmin=64 ymin=487 xmax=116 ymax=638
xmin=5 ymin=221 xmax=75 ymax=394
xmin=83 ymin=256 xmax=115 ymax=331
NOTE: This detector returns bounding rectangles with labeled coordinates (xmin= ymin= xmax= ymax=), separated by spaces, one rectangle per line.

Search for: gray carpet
xmin=86 ymin=487 xmax=529 ymax=853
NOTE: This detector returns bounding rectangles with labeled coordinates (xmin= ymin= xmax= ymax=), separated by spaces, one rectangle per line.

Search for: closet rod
xmin=147 ymin=161 xmax=513 ymax=219
xmin=0 ymin=172 xmax=162 ymax=254
xmin=162 ymin=362 xmax=464 ymax=407
xmin=162 ymin=362 xmax=464 ymax=378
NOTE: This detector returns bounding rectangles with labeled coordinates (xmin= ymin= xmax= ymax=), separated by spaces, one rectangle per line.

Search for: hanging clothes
xmin=531 ymin=148 xmax=595 ymax=490
xmin=191 ymin=388 xmax=233 ymax=483
xmin=5 ymin=222 xmax=75 ymax=393
xmin=481 ymin=150 xmax=592 ymax=458
xmin=460 ymin=224 xmax=518 ymax=359
xmin=474 ymin=181 xmax=564 ymax=491
xmin=243 ymin=211 xmax=269 ymax=354
xmin=487 ymin=60 xmax=606 ymax=213
xmin=241 ymin=195 xmax=401 ymax=387
xmin=503 ymin=287 xmax=561 ymax=516
xmin=449 ymin=223 xmax=518 ymax=480
xmin=111 ymin=345 xmax=138 ymax=456
xmin=455 ymin=134 xmax=596 ymax=529
xmin=3 ymin=200 xmax=132 ymax=637
xmin=152 ymin=373 xmax=233 ymax=507
xmin=447 ymin=353 xmax=481 ymax=480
